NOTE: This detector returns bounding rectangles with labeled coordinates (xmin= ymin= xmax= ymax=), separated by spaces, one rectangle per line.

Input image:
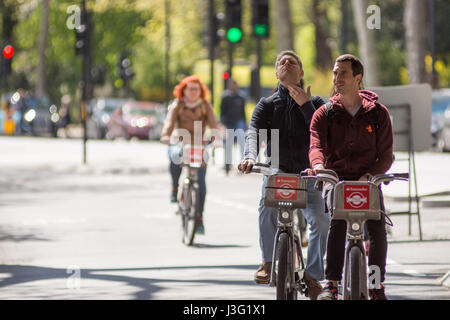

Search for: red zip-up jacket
xmin=309 ymin=90 xmax=393 ymax=180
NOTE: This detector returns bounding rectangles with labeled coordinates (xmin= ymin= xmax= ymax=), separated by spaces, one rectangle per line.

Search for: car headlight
xmin=49 ymin=104 xmax=57 ymax=114
xmin=51 ymin=113 xmax=60 ymax=123
xmin=24 ymin=109 xmax=36 ymax=122
xmin=101 ymin=114 xmax=110 ymax=124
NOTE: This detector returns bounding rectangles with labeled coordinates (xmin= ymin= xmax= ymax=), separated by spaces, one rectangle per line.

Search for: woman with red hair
xmin=160 ymin=75 xmax=222 ymax=234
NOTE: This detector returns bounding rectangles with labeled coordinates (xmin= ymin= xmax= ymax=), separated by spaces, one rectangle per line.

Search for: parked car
xmin=21 ymin=96 xmax=59 ymax=137
xmin=431 ymin=89 xmax=450 ymax=152
xmin=86 ymin=98 xmax=130 ymax=139
xmin=106 ymin=100 xmax=164 ymax=140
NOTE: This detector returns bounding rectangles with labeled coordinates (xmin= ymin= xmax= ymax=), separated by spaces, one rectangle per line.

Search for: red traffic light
xmin=222 ymin=71 xmax=230 ymax=80
xmin=3 ymin=45 xmax=14 ymax=59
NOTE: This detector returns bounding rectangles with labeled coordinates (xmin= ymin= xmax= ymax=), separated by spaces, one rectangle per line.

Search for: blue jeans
xmin=168 ymin=145 xmax=207 ymax=216
xmin=258 ymin=177 xmax=330 ymax=281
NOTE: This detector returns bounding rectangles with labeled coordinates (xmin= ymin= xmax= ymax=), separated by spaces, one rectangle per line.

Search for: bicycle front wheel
xmin=181 ymin=183 xmax=199 ymax=246
xmin=349 ymin=245 xmax=362 ymax=300
xmin=276 ymin=232 xmax=297 ymax=300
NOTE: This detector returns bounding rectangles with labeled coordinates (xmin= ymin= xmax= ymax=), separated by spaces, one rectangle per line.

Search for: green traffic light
xmin=254 ymin=24 xmax=268 ymax=37
xmin=226 ymin=27 xmax=242 ymax=43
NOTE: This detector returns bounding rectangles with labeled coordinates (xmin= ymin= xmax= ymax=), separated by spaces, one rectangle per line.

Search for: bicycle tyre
xmin=349 ymin=245 xmax=362 ymax=300
xmin=182 ymin=183 xmax=200 ymax=246
xmin=276 ymin=232 xmax=296 ymax=300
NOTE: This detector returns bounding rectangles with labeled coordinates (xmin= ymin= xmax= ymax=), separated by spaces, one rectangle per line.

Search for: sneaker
xmin=254 ymin=262 xmax=272 ymax=284
xmin=196 ymin=221 xmax=205 ymax=235
xmin=303 ymin=273 xmax=323 ymax=300
xmin=317 ymin=281 xmax=338 ymax=300
xmin=170 ymin=187 xmax=178 ymax=203
xmin=369 ymin=284 xmax=387 ymax=300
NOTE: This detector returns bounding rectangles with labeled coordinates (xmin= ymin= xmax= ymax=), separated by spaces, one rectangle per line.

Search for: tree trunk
xmin=404 ymin=0 xmax=428 ymax=84
xmin=275 ymin=0 xmax=294 ymax=52
xmin=36 ymin=0 xmax=49 ymax=97
xmin=351 ymin=0 xmax=379 ymax=86
xmin=312 ymin=0 xmax=333 ymax=70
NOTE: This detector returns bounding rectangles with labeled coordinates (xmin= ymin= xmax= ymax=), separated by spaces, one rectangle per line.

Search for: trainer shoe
xmin=170 ymin=187 xmax=178 ymax=203
xmin=196 ymin=221 xmax=205 ymax=235
xmin=254 ymin=262 xmax=272 ymax=284
xmin=317 ymin=281 xmax=339 ymax=300
xmin=369 ymin=284 xmax=387 ymax=300
xmin=303 ymin=273 xmax=323 ymax=300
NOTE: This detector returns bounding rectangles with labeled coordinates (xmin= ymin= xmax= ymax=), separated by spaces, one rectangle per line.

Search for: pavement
xmin=0 ymin=136 xmax=449 ymax=295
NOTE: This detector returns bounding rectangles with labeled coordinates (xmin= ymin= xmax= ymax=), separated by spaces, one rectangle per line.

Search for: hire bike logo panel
xmin=344 ymin=185 xmax=370 ymax=210
xmin=187 ymin=147 xmax=203 ymax=165
xmin=274 ymin=176 xmax=299 ymax=201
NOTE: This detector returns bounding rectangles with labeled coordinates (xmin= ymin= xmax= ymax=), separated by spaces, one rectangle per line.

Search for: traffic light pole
xmin=208 ymin=0 xmax=215 ymax=106
xmin=80 ymin=0 xmax=92 ymax=164
xmin=228 ymin=42 xmax=234 ymax=79
xmin=255 ymin=37 xmax=262 ymax=100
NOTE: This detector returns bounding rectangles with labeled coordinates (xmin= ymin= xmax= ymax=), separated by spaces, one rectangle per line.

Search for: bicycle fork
xmin=342 ymin=222 xmax=369 ymax=300
xmin=270 ymin=219 xmax=306 ymax=293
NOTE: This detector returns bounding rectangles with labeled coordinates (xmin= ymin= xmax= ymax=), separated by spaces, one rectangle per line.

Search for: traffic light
xmin=252 ymin=0 xmax=269 ymax=38
xmin=222 ymin=71 xmax=230 ymax=89
xmin=204 ymin=9 xmax=225 ymax=48
xmin=1 ymin=45 xmax=14 ymax=76
xmin=118 ymin=52 xmax=135 ymax=85
xmin=75 ymin=10 xmax=90 ymax=56
xmin=225 ymin=0 xmax=242 ymax=43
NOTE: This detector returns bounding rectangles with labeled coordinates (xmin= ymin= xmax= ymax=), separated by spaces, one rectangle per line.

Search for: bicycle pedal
xmin=254 ymin=279 xmax=270 ymax=285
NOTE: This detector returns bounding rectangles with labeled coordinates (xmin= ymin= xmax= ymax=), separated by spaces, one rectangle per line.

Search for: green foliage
xmin=3 ymin=0 xmax=450 ymax=115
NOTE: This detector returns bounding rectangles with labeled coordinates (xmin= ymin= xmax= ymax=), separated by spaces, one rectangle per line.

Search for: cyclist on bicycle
xmin=308 ymin=54 xmax=394 ymax=300
xmin=238 ymin=50 xmax=330 ymax=300
xmin=160 ymin=75 xmax=223 ymax=234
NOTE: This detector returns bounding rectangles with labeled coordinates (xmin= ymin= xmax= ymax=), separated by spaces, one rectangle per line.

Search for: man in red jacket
xmin=309 ymin=54 xmax=393 ymax=300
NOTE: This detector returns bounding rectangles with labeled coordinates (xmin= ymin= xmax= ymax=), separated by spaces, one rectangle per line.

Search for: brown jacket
xmin=309 ymin=90 xmax=393 ymax=180
xmin=160 ymin=99 xmax=221 ymax=144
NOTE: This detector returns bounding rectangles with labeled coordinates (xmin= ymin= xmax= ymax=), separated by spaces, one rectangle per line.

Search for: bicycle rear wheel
xmin=349 ymin=246 xmax=362 ymax=300
xmin=181 ymin=183 xmax=200 ymax=246
xmin=276 ymin=232 xmax=296 ymax=300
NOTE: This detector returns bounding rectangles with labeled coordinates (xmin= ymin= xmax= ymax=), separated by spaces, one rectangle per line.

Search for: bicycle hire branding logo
xmin=344 ymin=185 xmax=370 ymax=210
xmin=274 ymin=177 xmax=298 ymax=201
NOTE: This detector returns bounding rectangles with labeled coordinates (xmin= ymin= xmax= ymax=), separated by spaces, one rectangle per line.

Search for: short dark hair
xmin=275 ymin=50 xmax=303 ymax=69
xmin=335 ymin=54 xmax=364 ymax=78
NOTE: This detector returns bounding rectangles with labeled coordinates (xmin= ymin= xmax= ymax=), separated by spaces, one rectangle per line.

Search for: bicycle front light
xmin=279 ymin=211 xmax=293 ymax=224
xmin=351 ymin=222 xmax=361 ymax=231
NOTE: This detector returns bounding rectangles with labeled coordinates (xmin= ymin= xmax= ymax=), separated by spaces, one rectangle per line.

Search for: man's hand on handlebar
xmin=238 ymin=158 xmax=255 ymax=174
xmin=305 ymin=163 xmax=325 ymax=176
xmin=160 ymin=135 xmax=170 ymax=145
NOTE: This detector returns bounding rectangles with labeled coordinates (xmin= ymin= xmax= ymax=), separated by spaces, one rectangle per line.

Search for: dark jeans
xmin=168 ymin=146 xmax=207 ymax=216
xmin=324 ymin=187 xmax=388 ymax=283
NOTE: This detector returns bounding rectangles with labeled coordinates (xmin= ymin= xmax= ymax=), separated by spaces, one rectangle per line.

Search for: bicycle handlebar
xmin=249 ymin=163 xmax=276 ymax=176
xmin=300 ymin=169 xmax=409 ymax=187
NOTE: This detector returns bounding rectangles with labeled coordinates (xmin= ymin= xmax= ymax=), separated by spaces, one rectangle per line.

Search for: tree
xmin=312 ymin=0 xmax=333 ymax=70
xmin=404 ymin=0 xmax=428 ymax=84
xmin=36 ymin=0 xmax=49 ymax=97
xmin=275 ymin=0 xmax=294 ymax=52
xmin=351 ymin=0 xmax=379 ymax=86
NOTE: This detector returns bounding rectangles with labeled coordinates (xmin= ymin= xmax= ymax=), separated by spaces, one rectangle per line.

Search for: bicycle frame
xmin=305 ymin=169 xmax=408 ymax=300
xmin=177 ymin=144 xmax=208 ymax=246
xmin=249 ymin=164 xmax=309 ymax=299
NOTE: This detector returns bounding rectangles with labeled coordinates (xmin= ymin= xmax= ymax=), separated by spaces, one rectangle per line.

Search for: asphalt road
xmin=0 ymin=137 xmax=449 ymax=300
